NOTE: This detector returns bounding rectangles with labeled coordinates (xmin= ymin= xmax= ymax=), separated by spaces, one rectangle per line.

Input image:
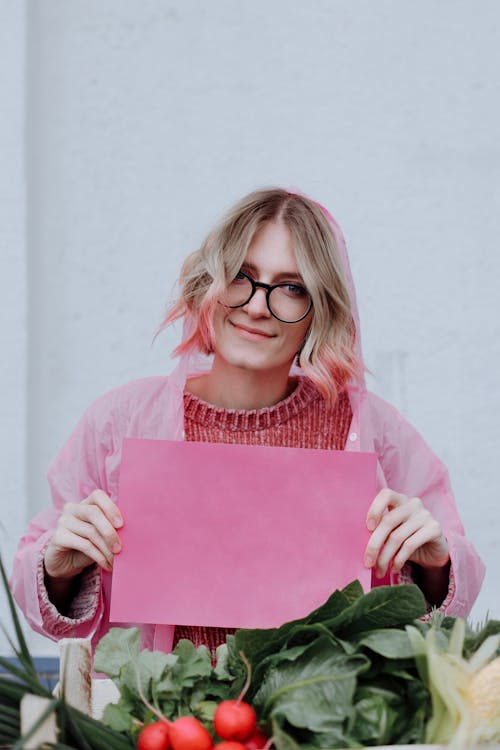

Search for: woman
xmin=11 ymin=188 xmax=485 ymax=656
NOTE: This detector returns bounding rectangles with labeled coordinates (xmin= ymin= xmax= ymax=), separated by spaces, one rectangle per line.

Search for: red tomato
xmin=213 ymin=700 xmax=257 ymax=742
xmin=214 ymin=743 xmax=247 ymax=750
xmin=137 ymin=721 xmax=170 ymax=750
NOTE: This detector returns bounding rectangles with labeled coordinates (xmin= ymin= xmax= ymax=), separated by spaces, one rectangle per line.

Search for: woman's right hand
xmin=43 ymin=490 xmax=124 ymax=580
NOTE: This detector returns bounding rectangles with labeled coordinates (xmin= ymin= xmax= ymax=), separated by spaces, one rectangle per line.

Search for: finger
xmin=51 ymin=528 xmax=114 ymax=572
xmin=83 ymin=490 xmax=123 ymax=528
xmin=392 ymin=520 xmax=445 ymax=572
xmin=366 ymin=488 xmax=407 ymax=531
xmin=66 ymin=502 xmax=122 ymax=554
xmin=44 ymin=544 xmax=97 ymax=579
xmin=374 ymin=512 xmax=428 ymax=577
xmin=60 ymin=515 xmax=116 ymax=567
xmin=68 ymin=534 xmax=113 ymax=572
xmin=364 ymin=499 xmax=418 ymax=567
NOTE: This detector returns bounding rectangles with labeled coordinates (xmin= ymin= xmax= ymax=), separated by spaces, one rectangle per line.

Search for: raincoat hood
xmin=170 ymin=192 xmax=366 ymax=397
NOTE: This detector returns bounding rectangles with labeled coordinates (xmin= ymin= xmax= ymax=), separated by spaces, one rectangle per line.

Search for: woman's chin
xmin=214 ymin=346 xmax=292 ymax=376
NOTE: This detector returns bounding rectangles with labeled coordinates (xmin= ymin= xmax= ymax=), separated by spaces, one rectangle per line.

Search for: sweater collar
xmin=183 ymin=376 xmax=320 ymax=431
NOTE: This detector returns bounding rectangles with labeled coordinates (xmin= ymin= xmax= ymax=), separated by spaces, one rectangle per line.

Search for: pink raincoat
xmin=10 ymin=201 xmax=485 ymax=655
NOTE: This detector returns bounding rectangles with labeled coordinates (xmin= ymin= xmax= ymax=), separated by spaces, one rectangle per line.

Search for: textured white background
xmin=1 ymin=1 xmax=499 ymax=656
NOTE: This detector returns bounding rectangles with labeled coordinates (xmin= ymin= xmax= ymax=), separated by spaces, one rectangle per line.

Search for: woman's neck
xmin=185 ymin=358 xmax=297 ymax=410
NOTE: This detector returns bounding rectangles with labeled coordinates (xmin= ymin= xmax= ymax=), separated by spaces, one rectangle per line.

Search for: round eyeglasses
xmin=222 ymin=271 xmax=313 ymax=323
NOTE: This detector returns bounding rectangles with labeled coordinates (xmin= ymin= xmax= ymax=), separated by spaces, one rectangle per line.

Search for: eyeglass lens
xmin=224 ymin=274 xmax=311 ymax=322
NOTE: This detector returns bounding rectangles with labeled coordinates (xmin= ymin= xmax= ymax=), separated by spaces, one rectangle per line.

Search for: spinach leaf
xmin=271 ymin=718 xmax=304 ymax=750
xmin=306 ymin=580 xmax=364 ymax=623
xmin=253 ymin=636 xmax=369 ymax=733
xmin=349 ymin=688 xmax=401 ymax=746
xmin=354 ymin=628 xmax=415 ymax=659
xmin=328 ymin=584 xmax=426 ymax=636
xmin=232 ymin=580 xmax=365 ymax=668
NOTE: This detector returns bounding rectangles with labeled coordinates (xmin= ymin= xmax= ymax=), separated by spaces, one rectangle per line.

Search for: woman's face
xmin=212 ymin=220 xmax=313 ymax=377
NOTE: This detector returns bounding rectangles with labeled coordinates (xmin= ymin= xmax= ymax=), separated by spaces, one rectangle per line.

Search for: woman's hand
xmin=364 ymin=489 xmax=450 ymax=579
xmin=44 ymin=490 xmax=123 ymax=581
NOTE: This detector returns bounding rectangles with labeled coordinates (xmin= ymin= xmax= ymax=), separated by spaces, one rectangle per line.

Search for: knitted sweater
xmin=173 ymin=376 xmax=352 ymax=655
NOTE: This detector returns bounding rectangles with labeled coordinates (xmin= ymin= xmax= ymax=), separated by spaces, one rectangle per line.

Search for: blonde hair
xmin=160 ymin=188 xmax=363 ymax=402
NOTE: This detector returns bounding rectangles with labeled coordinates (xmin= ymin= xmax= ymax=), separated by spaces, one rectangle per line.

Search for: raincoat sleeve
xmin=10 ymin=400 xmax=110 ymax=641
xmin=371 ymin=393 xmax=485 ymax=617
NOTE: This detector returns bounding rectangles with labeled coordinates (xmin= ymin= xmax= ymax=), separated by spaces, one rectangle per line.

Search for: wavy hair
xmin=159 ymin=188 xmax=364 ymax=402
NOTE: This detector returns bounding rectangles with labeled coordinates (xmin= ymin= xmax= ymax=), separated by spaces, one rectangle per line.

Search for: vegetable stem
xmin=237 ymin=651 xmax=252 ymax=703
xmin=134 ymin=666 xmax=169 ymax=725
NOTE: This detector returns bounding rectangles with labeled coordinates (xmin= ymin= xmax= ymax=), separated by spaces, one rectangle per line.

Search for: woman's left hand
xmin=364 ymin=488 xmax=450 ymax=578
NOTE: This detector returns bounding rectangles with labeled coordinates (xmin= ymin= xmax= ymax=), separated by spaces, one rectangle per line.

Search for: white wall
xmin=0 ymin=0 xmax=28 ymax=647
xmin=1 ymin=0 xmax=499 ymax=656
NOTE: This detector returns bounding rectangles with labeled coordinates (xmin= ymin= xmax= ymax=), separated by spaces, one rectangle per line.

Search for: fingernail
xmin=113 ymin=517 xmax=123 ymax=528
xmin=364 ymin=554 xmax=374 ymax=568
xmin=366 ymin=518 xmax=376 ymax=531
xmin=112 ymin=542 xmax=121 ymax=554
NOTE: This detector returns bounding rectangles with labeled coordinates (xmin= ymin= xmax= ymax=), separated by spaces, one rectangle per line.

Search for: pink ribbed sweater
xmin=173 ymin=377 xmax=352 ymax=655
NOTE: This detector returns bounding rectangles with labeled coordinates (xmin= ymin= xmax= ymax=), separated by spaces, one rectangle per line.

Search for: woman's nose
xmin=244 ymin=287 xmax=271 ymax=317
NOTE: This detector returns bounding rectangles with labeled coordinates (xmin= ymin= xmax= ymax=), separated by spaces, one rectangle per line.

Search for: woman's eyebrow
xmin=242 ymin=261 xmax=305 ymax=283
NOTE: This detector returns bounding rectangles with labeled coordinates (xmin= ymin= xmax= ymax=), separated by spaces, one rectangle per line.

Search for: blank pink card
xmin=110 ymin=439 xmax=376 ymax=628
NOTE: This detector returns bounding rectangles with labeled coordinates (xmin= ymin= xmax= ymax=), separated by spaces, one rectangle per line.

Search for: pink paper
xmin=110 ymin=439 xmax=376 ymax=629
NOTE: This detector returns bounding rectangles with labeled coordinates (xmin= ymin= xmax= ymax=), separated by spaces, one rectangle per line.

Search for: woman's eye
xmin=282 ymin=283 xmax=308 ymax=297
xmin=233 ymin=271 xmax=248 ymax=283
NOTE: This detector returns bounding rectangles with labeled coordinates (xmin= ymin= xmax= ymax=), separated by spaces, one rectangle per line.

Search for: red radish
xmin=137 ymin=721 xmax=170 ymax=750
xmin=169 ymin=716 xmax=213 ymax=750
xmin=133 ymin=672 xmax=212 ymax=750
xmin=213 ymin=700 xmax=257 ymax=742
xmin=214 ymin=743 xmax=247 ymax=750
xmin=245 ymin=728 xmax=268 ymax=750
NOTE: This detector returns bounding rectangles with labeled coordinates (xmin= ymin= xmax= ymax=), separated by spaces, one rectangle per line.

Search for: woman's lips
xmin=230 ymin=321 xmax=275 ymax=341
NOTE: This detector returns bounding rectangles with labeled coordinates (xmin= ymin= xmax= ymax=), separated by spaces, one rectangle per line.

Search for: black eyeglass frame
xmin=225 ymin=271 xmax=313 ymax=323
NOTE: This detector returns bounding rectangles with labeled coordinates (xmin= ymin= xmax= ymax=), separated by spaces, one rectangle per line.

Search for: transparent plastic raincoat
xmin=10 ymin=201 xmax=485 ymax=655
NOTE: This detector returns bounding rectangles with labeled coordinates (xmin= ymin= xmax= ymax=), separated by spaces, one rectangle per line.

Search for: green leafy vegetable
xmin=3 ymin=556 xmax=499 ymax=750
xmin=254 ymin=636 xmax=368 ymax=733
xmin=92 ymin=583 xmax=433 ymax=748
xmin=94 ymin=630 xmax=238 ymax=740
